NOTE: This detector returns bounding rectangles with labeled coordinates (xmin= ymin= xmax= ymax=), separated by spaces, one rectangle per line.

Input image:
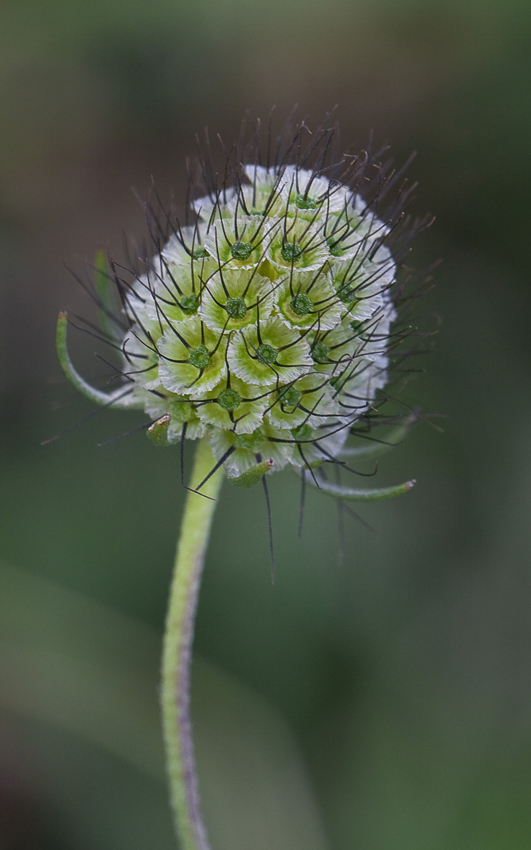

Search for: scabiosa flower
xmin=55 ymin=116 xmax=431 ymax=850
xmin=57 ymin=119 xmax=428 ymax=492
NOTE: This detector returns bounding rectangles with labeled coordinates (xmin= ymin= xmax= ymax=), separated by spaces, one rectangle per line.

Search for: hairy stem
xmin=162 ymin=436 xmax=224 ymax=850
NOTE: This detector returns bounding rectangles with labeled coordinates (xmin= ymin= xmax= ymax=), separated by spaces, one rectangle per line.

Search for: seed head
xmin=57 ymin=117 xmax=430 ymax=491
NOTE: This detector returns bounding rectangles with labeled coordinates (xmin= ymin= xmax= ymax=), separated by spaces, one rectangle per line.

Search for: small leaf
xmin=147 ymin=414 xmax=172 ymax=446
xmin=304 ymin=470 xmax=416 ymax=502
xmin=227 ymin=458 xmax=274 ymax=488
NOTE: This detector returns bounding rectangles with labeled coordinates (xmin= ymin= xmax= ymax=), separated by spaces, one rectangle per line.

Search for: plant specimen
xmin=56 ymin=116 xmax=429 ymax=850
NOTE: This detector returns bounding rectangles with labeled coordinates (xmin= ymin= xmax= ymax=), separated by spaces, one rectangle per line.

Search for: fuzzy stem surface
xmin=162 ymin=436 xmax=223 ymax=850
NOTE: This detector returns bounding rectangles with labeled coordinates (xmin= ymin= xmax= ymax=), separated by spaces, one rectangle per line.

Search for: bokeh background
xmin=1 ymin=0 xmax=531 ymax=848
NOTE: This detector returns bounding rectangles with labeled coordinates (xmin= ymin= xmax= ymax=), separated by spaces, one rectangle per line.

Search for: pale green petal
xmin=111 ymin=349 xmax=206 ymax=437
xmin=243 ymin=164 xmax=283 ymax=189
xmin=158 ymin=317 xmax=228 ymax=397
xmin=198 ymin=269 xmax=275 ymax=333
xmin=279 ymin=167 xmax=351 ymax=220
xmin=121 ymin=328 xmax=162 ymax=390
xmin=196 ymin=376 xmax=270 ymax=435
xmin=324 ymin=210 xmax=368 ymax=260
xmin=192 ymin=188 xmax=237 ymax=221
xmin=161 ymin=222 xmax=209 ymax=264
xmin=227 ymin=317 xmax=312 ymax=386
xmin=143 ymin=261 xmax=213 ymax=325
xmin=275 ymin=270 xmax=342 ymax=331
xmin=242 ymin=165 xmax=290 ymax=214
xmin=204 ymin=216 xmax=280 ymax=269
xmin=332 ymin=359 xmax=390 ymax=422
xmin=208 ymin=422 xmax=295 ymax=477
xmin=267 ymin=219 xmax=329 ymax=272
xmin=329 ymin=244 xmax=396 ymax=320
xmin=227 ymin=182 xmax=285 ymax=218
xmin=305 ymin=323 xmax=356 ymax=375
xmin=266 ymin=373 xmax=339 ymax=430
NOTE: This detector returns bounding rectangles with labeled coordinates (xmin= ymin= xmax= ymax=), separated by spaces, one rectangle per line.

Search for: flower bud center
xmin=231 ymin=241 xmax=253 ymax=261
xmin=311 ymin=341 xmax=329 ymax=363
xmin=225 ymin=297 xmax=247 ymax=319
xmin=257 ymin=344 xmax=278 ymax=364
xmin=192 ymin=246 xmax=208 ymax=259
xmin=281 ymin=242 xmax=303 ymax=263
xmin=290 ymin=293 xmax=313 ymax=316
xmin=295 ymin=193 xmax=319 ymax=210
xmin=180 ymin=294 xmax=200 ymax=314
xmin=279 ymin=387 xmax=302 ymax=411
xmin=217 ymin=388 xmax=241 ymax=411
xmin=188 ymin=345 xmax=212 ymax=370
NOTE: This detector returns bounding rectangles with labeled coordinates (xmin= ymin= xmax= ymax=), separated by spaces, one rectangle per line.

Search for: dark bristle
xmin=194 ymin=447 xmax=234 ymax=493
xmin=42 ymin=387 xmax=134 ymax=445
xmin=97 ymin=419 xmax=158 ymax=447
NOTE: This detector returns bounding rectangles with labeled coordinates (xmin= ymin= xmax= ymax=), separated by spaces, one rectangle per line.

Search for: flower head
xmin=57 ymin=118 xmax=429 ymax=492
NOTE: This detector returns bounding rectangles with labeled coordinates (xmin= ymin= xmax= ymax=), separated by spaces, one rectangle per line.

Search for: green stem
xmin=161 ymin=436 xmax=224 ymax=850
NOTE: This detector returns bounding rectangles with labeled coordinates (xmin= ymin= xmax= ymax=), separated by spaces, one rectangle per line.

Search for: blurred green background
xmin=1 ymin=0 xmax=531 ymax=848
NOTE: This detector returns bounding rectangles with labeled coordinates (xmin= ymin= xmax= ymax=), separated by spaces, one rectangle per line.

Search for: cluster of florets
xmin=119 ymin=162 xmax=398 ymax=479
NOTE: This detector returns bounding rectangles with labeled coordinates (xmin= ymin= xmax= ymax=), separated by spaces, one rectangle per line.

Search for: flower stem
xmin=162 ymin=436 xmax=224 ymax=850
